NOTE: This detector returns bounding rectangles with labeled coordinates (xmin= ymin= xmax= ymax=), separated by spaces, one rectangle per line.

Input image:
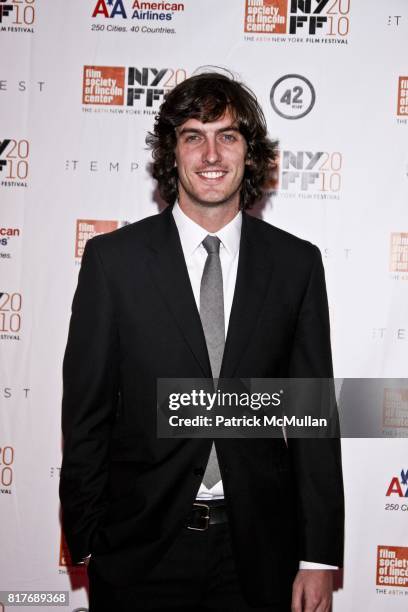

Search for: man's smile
xmin=195 ymin=170 xmax=229 ymax=181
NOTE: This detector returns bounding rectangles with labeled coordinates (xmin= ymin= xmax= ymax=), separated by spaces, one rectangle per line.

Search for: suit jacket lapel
xmin=221 ymin=213 xmax=274 ymax=377
xmin=148 ymin=206 xmax=212 ymax=377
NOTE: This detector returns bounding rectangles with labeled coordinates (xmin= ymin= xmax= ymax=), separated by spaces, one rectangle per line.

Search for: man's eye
xmin=221 ymin=133 xmax=237 ymax=142
xmin=185 ymin=134 xmax=201 ymax=143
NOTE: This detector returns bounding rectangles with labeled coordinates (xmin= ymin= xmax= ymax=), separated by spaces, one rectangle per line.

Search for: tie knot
xmin=202 ymin=235 xmax=221 ymax=255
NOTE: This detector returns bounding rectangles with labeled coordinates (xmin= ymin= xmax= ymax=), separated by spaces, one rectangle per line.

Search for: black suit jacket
xmin=60 ymin=206 xmax=344 ymax=606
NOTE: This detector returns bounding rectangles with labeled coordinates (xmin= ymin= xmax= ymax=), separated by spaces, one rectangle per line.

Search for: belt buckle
xmin=187 ymin=502 xmax=210 ymax=531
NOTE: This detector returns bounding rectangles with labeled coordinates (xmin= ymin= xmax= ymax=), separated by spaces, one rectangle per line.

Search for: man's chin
xmin=184 ymin=189 xmax=241 ymax=209
xmin=193 ymin=198 xmax=231 ymax=209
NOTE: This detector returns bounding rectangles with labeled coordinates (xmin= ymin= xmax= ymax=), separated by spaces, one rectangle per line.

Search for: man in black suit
xmin=60 ymin=72 xmax=344 ymax=611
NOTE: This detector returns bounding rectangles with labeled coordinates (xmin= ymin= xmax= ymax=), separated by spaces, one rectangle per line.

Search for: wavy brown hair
xmin=146 ymin=71 xmax=278 ymax=209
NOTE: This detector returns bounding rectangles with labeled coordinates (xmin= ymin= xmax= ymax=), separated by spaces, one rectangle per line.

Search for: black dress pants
xmin=88 ymin=521 xmax=291 ymax=611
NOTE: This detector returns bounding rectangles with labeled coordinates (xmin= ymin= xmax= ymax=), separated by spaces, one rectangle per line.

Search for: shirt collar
xmin=172 ymin=202 xmax=242 ymax=258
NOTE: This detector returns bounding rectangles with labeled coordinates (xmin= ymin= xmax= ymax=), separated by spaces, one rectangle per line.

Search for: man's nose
xmin=202 ymin=137 xmax=221 ymax=165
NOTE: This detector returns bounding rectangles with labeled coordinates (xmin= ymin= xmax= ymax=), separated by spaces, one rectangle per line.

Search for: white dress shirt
xmin=172 ymin=202 xmax=337 ymax=571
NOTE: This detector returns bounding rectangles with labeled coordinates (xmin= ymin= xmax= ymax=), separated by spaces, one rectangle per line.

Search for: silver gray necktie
xmin=200 ymin=235 xmax=224 ymax=489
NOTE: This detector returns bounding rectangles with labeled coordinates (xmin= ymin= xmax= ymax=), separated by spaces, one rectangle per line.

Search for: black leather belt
xmin=185 ymin=501 xmax=228 ymax=531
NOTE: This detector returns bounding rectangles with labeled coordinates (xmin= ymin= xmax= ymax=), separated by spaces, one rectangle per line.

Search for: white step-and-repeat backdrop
xmin=1 ymin=1 xmax=407 ymax=610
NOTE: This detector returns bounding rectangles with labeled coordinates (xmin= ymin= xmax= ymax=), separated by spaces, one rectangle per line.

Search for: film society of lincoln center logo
xmin=397 ymin=77 xmax=408 ymax=116
xmin=377 ymin=546 xmax=408 ymax=588
xmin=0 ymin=139 xmax=29 ymax=187
xmin=82 ymin=65 xmax=186 ymax=109
xmin=244 ymin=0 xmax=351 ymax=41
xmin=75 ymin=219 xmax=129 ymax=259
xmin=59 ymin=530 xmax=73 ymax=567
xmin=383 ymin=388 xmax=408 ymax=429
xmin=0 ymin=0 xmax=35 ymax=32
xmin=0 ymin=445 xmax=14 ymax=495
xmin=390 ymin=233 xmax=408 ymax=276
xmin=59 ymin=529 xmax=87 ymax=575
xmin=270 ymin=149 xmax=342 ymax=199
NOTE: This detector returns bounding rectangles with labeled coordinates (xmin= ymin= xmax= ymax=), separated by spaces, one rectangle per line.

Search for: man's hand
xmin=291 ymin=569 xmax=333 ymax=612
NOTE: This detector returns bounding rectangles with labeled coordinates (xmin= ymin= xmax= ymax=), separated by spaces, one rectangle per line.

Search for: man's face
xmin=174 ymin=110 xmax=248 ymax=210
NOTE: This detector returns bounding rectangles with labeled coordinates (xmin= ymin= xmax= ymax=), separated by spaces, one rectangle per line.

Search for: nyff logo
xmin=0 ymin=0 xmax=35 ymax=26
xmin=83 ymin=65 xmax=186 ymax=108
xmin=127 ymin=66 xmax=176 ymax=106
xmin=0 ymin=445 xmax=14 ymax=494
xmin=0 ymin=139 xmax=29 ymax=186
xmin=275 ymin=150 xmax=342 ymax=193
xmin=289 ymin=0 xmax=334 ymax=35
xmin=0 ymin=2 xmax=13 ymax=23
xmin=0 ymin=292 xmax=22 ymax=339
xmin=0 ymin=139 xmax=9 ymax=171
xmin=244 ymin=0 xmax=351 ymax=38
xmin=386 ymin=470 xmax=408 ymax=498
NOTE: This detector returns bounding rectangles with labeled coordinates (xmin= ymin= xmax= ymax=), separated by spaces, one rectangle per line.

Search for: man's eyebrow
xmin=177 ymin=125 xmax=241 ymax=136
xmin=217 ymin=126 xmax=241 ymax=134
xmin=177 ymin=127 xmax=203 ymax=136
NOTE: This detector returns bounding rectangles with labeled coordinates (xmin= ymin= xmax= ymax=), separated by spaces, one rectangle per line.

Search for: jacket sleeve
xmin=288 ymin=245 xmax=345 ymax=567
xmin=59 ymin=237 xmax=120 ymax=563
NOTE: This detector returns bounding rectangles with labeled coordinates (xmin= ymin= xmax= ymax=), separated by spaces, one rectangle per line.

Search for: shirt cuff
xmin=299 ymin=561 xmax=338 ymax=570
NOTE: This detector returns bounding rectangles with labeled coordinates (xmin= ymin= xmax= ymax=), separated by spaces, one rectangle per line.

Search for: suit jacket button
xmin=194 ymin=467 xmax=205 ymax=476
